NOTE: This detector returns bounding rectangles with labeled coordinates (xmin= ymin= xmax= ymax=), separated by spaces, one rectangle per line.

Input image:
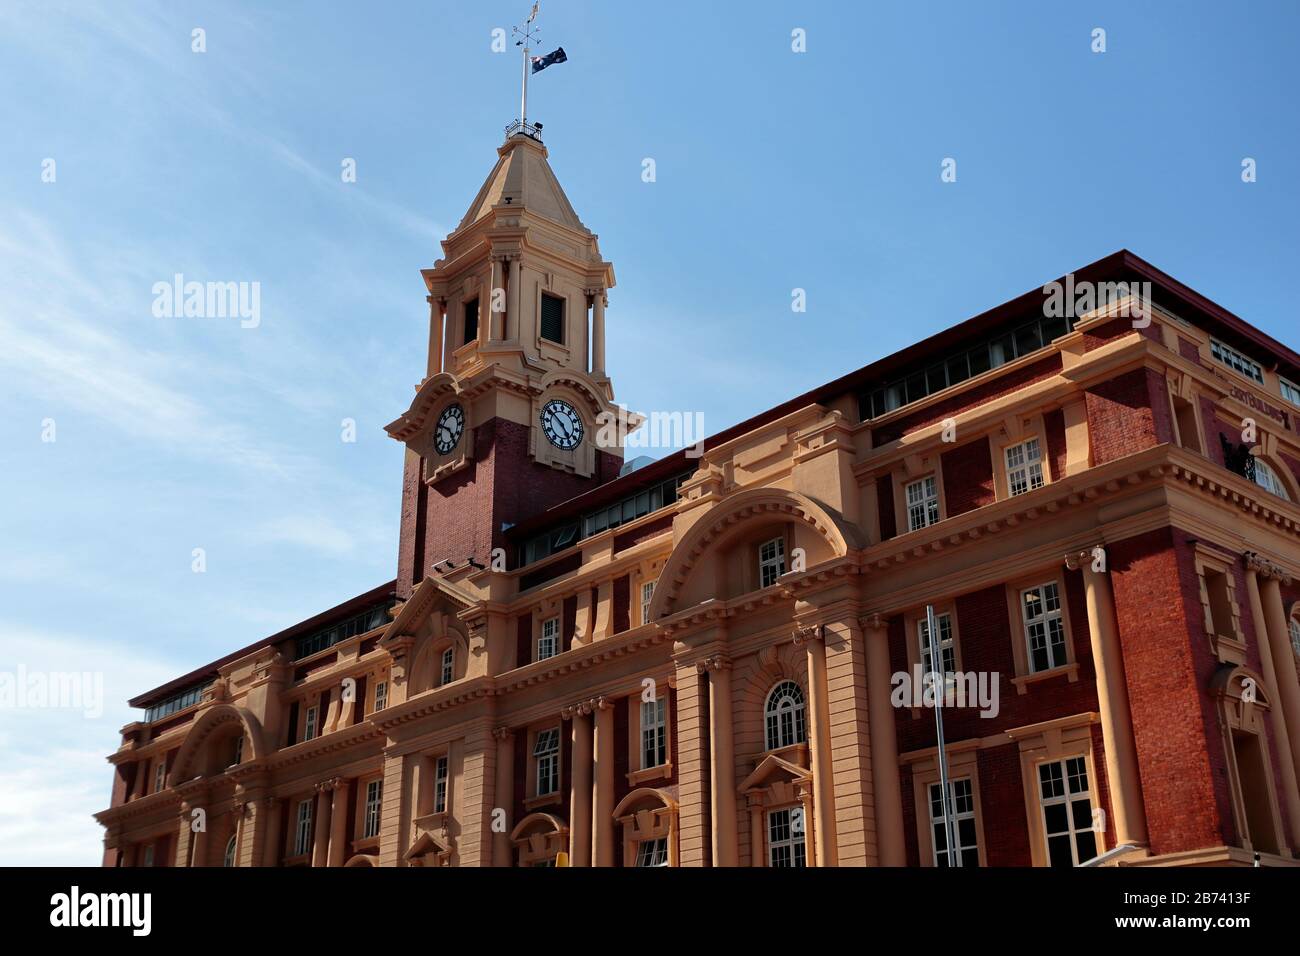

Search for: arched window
xmin=223 ymin=834 xmax=237 ymax=868
xmin=764 ymin=681 xmax=807 ymax=751
xmin=1288 ymin=611 xmax=1300 ymax=657
xmin=1253 ymin=460 xmax=1290 ymax=500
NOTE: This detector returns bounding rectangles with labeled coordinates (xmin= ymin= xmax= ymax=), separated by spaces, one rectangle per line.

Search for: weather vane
xmin=508 ymin=2 xmax=567 ymax=140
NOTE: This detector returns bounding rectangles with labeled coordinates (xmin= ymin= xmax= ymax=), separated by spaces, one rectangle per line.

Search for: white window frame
xmin=927 ymin=778 xmax=979 ymax=867
xmin=1004 ymin=437 xmax=1045 ymax=497
xmin=634 ymin=837 xmax=669 ymax=867
xmin=223 ymin=834 xmax=237 ymax=868
xmin=142 ymin=844 xmax=155 ymax=867
xmin=1020 ymin=582 xmax=1067 ymax=673
xmin=538 ymin=617 xmax=560 ymax=661
xmin=641 ymin=698 xmax=667 ymax=769
xmin=303 ymin=705 xmax=318 ymax=742
xmin=294 ymin=799 xmax=313 ymax=856
xmin=640 ymin=580 xmax=656 ymax=626
xmin=1037 ymin=756 xmax=1098 ymax=867
xmin=1253 ymin=459 xmax=1290 ymax=500
xmin=917 ymin=612 xmax=956 ymax=677
xmin=905 ymin=474 xmax=940 ymax=532
xmin=1289 ymin=615 xmax=1300 ymax=657
xmin=1280 ymin=376 xmax=1300 ymax=409
xmin=153 ymin=762 xmax=166 ymax=793
xmin=764 ymin=681 xmax=807 ymax=751
xmin=363 ymin=779 xmax=382 ymax=838
xmin=534 ymin=728 xmax=560 ymax=796
xmin=758 ymin=536 xmax=786 ymax=589
xmin=766 ymin=807 xmax=807 ymax=867
xmin=440 ymin=647 xmax=455 ymax=686
xmin=1210 ymin=338 xmax=1264 ymax=384
xmin=434 ymin=755 xmax=449 ymax=813
xmin=373 ymin=680 xmax=387 ymax=712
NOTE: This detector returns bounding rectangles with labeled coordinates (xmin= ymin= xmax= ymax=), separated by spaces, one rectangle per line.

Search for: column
xmin=261 ymin=797 xmax=282 ymax=867
xmin=1244 ymin=559 xmax=1300 ymax=839
xmin=489 ymin=257 xmax=504 ymax=342
xmin=795 ymin=624 xmax=837 ymax=865
xmin=427 ymin=298 xmax=445 ymax=376
xmin=189 ymin=811 xmax=208 ymax=867
xmin=312 ymin=780 xmax=334 ymax=867
xmin=566 ymin=707 xmax=593 ymax=866
xmin=673 ymin=660 xmax=710 ymax=865
xmin=590 ymin=291 xmax=606 ymax=377
xmin=492 ymin=729 xmax=515 ymax=867
xmin=592 ymin=699 xmax=616 ymax=866
xmin=1255 ymin=559 xmax=1300 ymax=795
xmin=377 ymin=752 xmax=408 ymax=867
xmin=327 ymin=779 xmax=350 ymax=867
xmin=703 ymin=655 xmax=738 ymax=866
xmin=864 ymin=615 xmax=906 ymax=865
xmin=508 ymin=257 xmax=522 ymax=341
xmin=1067 ymin=548 xmax=1148 ymax=846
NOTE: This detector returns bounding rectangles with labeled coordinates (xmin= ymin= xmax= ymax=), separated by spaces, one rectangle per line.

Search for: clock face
xmin=540 ymin=399 xmax=583 ymax=450
xmin=434 ymin=403 xmax=465 ymax=455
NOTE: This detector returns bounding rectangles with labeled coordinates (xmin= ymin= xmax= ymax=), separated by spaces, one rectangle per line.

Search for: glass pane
xmin=926 ymin=364 xmax=947 ymax=394
xmin=968 ymin=345 xmax=991 ymax=376
xmin=1015 ymin=323 xmax=1042 ymax=356
xmin=946 ymin=354 xmax=970 ymax=385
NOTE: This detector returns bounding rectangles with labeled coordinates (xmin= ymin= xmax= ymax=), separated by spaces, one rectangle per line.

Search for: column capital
xmin=696 ymin=654 xmax=732 ymax=674
xmin=560 ymin=696 xmax=606 ymax=720
xmin=314 ymin=777 xmax=344 ymax=794
xmin=492 ymin=726 xmax=515 ymax=742
xmin=860 ymin=612 xmax=887 ymax=632
xmin=1245 ymin=551 xmax=1293 ymax=584
xmin=1065 ymin=545 xmax=1106 ymax=573
xmin=792 ymin=623 xmax=824 ymax=646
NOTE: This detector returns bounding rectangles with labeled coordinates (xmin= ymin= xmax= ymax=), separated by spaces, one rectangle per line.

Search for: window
xmin=534 ymin=728 xmax=560 ymax=796
xmin=293 ymin=604 xmax=390 ymax=660
xmin=373 ymin=681 xmax=388 ymax=713
xmin=928 ymin=778 xmax=979 ymax=867
xmin=1253 ymin=459 xmax=1290 ymax=500
xmin=294 ymin=799 xmax=313 ymax=856
xmin=764 ymin=681 xmax=807 ymax=751
xmin=142 ymin=844 xmax=155 ymax=867
xmin=1210 ymin=338 xmax=1264 ymax=384
xmin=231 ymin=735 xmax=243 ymax=766
xmin=434 ymin=756 xmax=449 ymax=813
xmin=1004 ymin=437 xmax=1045 ymax=497
xmin=223 ymin=834 xmax=237 ymax=868
xmin=440 ymin=647 xmax=455 ymax=686
xmin=463 ymin=298 xmax=479 ymax=345
xmin=1021 ymin=582 xmax=1067 ymax=672
xmin=538 ymin=617 xmax=560 ymax=661
xmin=303 ymin=706 xmax=318 ymax=742
xmin=1171 ymin=393 xmax=1202 ymax=453
xmin=1289 ymin=616 xmax=1300 ymax=657
xmin=917 ymin=613 xmax=956 ymax=677
xmin=758 ymin=536 xmax=786 ymax=589
xmin=540 ymin=292 xmax=565 ymax=343
xmin=905 ymin=475 xmax=940 ymax=531
xmin=363 ymin=780 xmax=382 ymax=839
xmin=640 ymin=580 xmax=655 ymax=625
xmin=767 ymin=808 xmax=807 ymax=867
xmin=641 ymin=698 xmax=667 ymax=769
xmin=1038 ymin=757 xmax=1098 ymax=866
xmin=1204 ymin=568 xmax=1237 ymax=641
xmin=153 ymin=762 xmax=166 ymax=793
xmin=1281 ymin=377 xmax=1300 ymax=409
xmin=142 ymin=680 xmax=213 ymax=723
xmin=634 ymin=838 xmax=669 ymax=867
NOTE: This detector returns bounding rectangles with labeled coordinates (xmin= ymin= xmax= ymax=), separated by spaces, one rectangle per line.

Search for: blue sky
xmin=1 ymin=0 xmax=1297 ymax=865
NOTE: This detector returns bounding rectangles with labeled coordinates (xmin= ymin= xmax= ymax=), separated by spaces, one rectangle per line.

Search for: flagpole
xmin=520 ymin=38 xmax=529 ymax=128
xmin=927 ymin=603 xmax=959 ymax=867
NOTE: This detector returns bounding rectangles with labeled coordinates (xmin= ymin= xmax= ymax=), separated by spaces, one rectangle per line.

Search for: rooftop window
xmin=294 ymin=603 xmax=392 ymax=660
xmin=142 ymin=681 xmax=213 ymax=723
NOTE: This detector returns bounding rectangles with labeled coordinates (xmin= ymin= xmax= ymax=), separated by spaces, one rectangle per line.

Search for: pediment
xmin=738 ymin=753 xmax=812 ymax=794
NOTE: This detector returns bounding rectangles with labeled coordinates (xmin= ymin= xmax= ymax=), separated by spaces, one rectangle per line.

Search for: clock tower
xmin=386 ymin=130 xmax=630 ymax=597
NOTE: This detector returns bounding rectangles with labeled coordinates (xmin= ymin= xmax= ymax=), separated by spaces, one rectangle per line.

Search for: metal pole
xmin=520 ymin=41 xmax=529 ymax=127
xmin=927 ymin=604 xmax=959 ymax=867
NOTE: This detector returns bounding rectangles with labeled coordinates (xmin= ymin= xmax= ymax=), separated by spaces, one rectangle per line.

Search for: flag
xmin=531 ymin=47 xmax=567 ymax=74
xmin=527 ymin=2 xmax=539 ymax=23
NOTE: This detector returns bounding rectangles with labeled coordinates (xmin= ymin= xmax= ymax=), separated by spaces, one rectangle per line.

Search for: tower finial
xmin=507 ymin=3 xmax=567 ymax=142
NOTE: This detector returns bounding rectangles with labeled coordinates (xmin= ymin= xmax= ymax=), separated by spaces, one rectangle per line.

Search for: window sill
xmin=1011 ymin=662 xmax=1079 ymax=694
xmin=352 ymin=835 xmax=380 ymax=852
xmin=627 ymin=763 xmax=672 ymax=787
xmin=524 ymin=792 xmax=562 ymax=812
xmin=1213 ymin=633 xmax=1247 ymax=666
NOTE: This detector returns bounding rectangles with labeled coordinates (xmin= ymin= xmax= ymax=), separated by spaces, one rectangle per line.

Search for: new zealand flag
xmin=531 ymin=47 xmax=567 ymax=74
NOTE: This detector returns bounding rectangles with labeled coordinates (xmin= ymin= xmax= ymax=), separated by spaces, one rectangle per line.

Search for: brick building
xmin=97 ymin=129 xmax=1300 ymax=868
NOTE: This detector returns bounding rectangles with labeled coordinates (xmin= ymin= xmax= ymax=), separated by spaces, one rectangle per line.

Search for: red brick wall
xmin=877 ymin=474 xmax=896 ymax=541
xmin=613 ymin=514 xmax=673 ymax=553
xmin=940 ymin=439 xmax=994 ymax=517
xmin=978 ymin=743 xmax=1031 ymax=865
xmin=1085 ymin=368 xmax=1171 ymax=465
xmin=612 ymin=575 xmax=630 ymax=634
xmin=1108 ymin=528 xmax=1234 ymax=855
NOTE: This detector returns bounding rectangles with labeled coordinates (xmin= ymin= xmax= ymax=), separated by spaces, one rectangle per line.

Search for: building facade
xmin=97 ymin=130 xmax=1300 ymax=868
